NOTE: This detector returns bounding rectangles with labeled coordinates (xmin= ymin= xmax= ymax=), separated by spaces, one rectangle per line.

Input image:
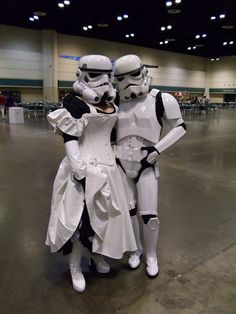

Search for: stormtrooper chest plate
xmin=116 ymin=94 xmax=162 ymax=143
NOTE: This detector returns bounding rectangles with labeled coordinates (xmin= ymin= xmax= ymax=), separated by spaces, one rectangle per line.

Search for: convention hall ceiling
xmin=1 ymin=0 xmax=236 ymax=59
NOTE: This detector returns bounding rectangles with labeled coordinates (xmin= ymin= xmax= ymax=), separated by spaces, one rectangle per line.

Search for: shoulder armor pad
xmin=149 ymin=89 xmax=160 ymax=98
xmin=162 ymin=93 xmax=182 ymax=119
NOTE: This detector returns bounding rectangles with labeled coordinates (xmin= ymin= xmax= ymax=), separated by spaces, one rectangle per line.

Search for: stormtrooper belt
xmin=113 ymin=145 xmax=145 ymax=162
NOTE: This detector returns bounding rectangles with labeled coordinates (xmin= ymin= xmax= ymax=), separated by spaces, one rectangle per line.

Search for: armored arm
xmin=145 ymin=92 xmax=186 ymax=164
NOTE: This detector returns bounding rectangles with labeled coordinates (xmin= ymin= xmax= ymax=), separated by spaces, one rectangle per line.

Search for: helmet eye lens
xmin=88 ymin=72 xmax=101 ymax=78
xmin=117 ymin=76 xmax=124 ymax=82
xmin=131 ymin=70 xmax=141 ymax=77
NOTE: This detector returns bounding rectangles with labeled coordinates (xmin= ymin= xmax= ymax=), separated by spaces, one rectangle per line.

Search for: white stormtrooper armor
xmin=73 ymin=55 xmax=116 ymax=104
xmin=114 ymin=55 xmax=186 ymax=277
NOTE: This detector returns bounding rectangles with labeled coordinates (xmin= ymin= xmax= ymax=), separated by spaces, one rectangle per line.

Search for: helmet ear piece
xmin=76 ymin=69 xmax=81 ymax=78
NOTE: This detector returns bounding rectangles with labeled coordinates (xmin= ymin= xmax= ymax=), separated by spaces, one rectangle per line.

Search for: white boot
xmin=143 ymin=217 xmax=160 ymax=277
xmin=69 ymin=241 xmax=86 ymax=292
xmin=128 ymin=215 xmax=143 ymax=269
xmin=92 ymin=254 xmax=110 ymax=273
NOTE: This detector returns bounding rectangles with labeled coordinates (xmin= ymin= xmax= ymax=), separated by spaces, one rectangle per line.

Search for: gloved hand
xmin=141 ymin=146 xmax=160 ymax=164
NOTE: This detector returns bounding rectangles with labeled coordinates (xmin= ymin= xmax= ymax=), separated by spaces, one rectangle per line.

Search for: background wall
xmin=57 ymin=33 xmax=206 ymax=91
xmin=0 ymin=24 xmax=235 ymax=103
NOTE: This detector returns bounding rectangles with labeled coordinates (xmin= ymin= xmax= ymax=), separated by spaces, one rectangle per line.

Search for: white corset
xmin=79 ymin=109 xmax=117 ymax=166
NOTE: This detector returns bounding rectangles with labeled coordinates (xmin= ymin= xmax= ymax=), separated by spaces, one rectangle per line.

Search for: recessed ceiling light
xmin=83 ymin=26 xmax=88 ymax=31
xmin=64 ymin=0 xmax=70 ymax=5
xmin=166 ymin=1 xmax=172 ymax=7
xmin=160 ymin=41 xmax=164 ymax=45
xmin=33 ymin=11 xmax=47 ymax=16
xmin=222 ymin=25 xmax=234 ymax=29
xmin=223 ymin=42 xmax=227 ymax=45
xmin=130 ymin=33 xmax=135 ymax=37
xmin=33 ymin=15 xmax=39 ymax=20
xmin=219 ymin=14 xmax=225 ymax=19
xmin=167 ymin=9 xmax=181 ymax=14
xmin=193 ymin=46 xmax=196 ymax=49
xmin=175 ymin=0 xmax=181 ymax=3
xmin=164 ymin=40 xmax=168 ymax=44
xmin=117 ymin=16 xmax=122 ymax=21
xmin=202 ymin=34 xmax=207 ymax=37
xmin=88 ymin=25 xmax=92 ymax=29
xmin=229 ymin=41 xmax=234 ymax=45
xmin=211 ymin=16 xmax=216 ymax=20
xmin=123 ymin=14 xmax=128 ymax=18
xmin=195 ymin=35 xmax=200 ymax=39
xmin=58 ymin=3 xmax=64 ymax=8
xmin=187 ymin=47 xmax=192 ymax=50
xmin=161 ymin=27 xmax=166 ymax=31
xmin=167 ymin=25 xmax=172 ymax=29
xmin=29 ymin=17 xmax=34 ymax=22
xmin=125 ymin=34 xmax=130 ymax=38
xmin=97 ymin=23 xmax=109 ymax=28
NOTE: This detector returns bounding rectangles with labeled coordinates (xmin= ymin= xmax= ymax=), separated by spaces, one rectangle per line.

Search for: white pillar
xmin=204 ymin=60 xmax=210 ymax=99
xmin=42 ymin=30 xmax=58 ymax=102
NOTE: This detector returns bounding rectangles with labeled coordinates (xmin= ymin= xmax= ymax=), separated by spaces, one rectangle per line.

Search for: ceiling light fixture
xmin=97 ymin=23 xmax=109 ymax=28
xmin=33 ymin=15 xmax=39 ymax=20
xmin=161 ymin=27 xmax=166 ymax=31
xmin=33 ymin=11 xmax=47 ymax=16
xmin=211 ymin=16 xmax=216 ymax=20
xmin=64 ymin=0 xmax=70 ymax=5
xmin=166 ymin=1 xmax=172 ymax=7
xmin=222 ymin=25 xmax=234 ymax=30
xmin=117 ymin=16 xmax=122 ymax=21
xmin=83 ymin=25 xmax=93 ymax=31
xmin=58 ymin=3 xmax=64 ymax=8
xmin=29 ymin=17 xmax=34 ymax=22
xmin=123 ymin=14 xmax=129 ymax=18
xmin=125 ymin=33 xmax=135 ymax=38
xmin=175 ymin=0 xmax=181 ymax=3
xmin=219 ymin=14 xmax=225 ymax=19
xmin=168 ymin=8 xmax=181 ymax=14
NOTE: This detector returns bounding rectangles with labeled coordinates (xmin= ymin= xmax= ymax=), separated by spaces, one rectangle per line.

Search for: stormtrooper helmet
xmin=73 ymin=55 xmax=116 ymax=104
xmin=114 ymin=54 xmax=152 ymax=101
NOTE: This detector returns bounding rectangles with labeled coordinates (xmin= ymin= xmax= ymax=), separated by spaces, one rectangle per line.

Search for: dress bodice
xmin=79 ymin=111 xmax=117 ymax=166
